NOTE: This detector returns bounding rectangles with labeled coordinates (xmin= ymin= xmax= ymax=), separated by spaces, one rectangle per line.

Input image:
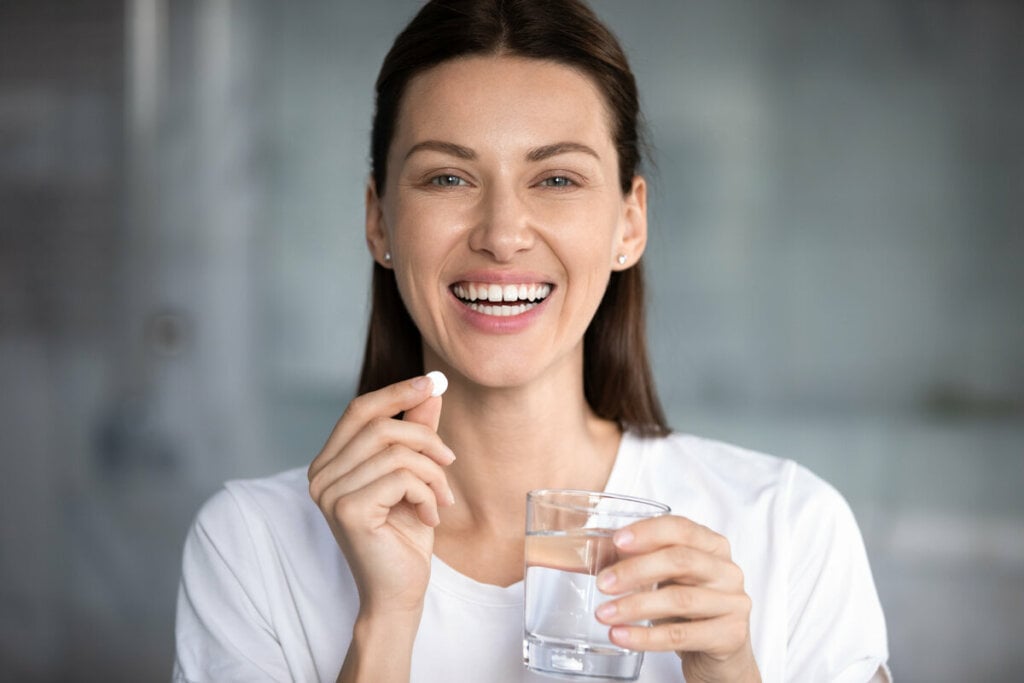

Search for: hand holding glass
xmin=523 ymin=490 xmax=671 ymax=680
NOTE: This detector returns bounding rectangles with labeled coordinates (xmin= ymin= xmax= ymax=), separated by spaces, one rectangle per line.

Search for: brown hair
xmin=358 ymin=0 xmax=669 ymax=437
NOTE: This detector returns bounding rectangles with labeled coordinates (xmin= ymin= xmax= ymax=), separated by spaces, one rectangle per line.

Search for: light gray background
xmin=2 ymin=0 xmax=1022 ymax=681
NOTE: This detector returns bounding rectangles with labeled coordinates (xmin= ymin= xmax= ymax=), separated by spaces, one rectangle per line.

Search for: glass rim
xmin=526 ymin=488 xmax=670 ymax=517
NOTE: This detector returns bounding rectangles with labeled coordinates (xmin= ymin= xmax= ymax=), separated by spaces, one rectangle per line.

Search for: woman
xmin=173 ymin=1 xmax=889 ymax=681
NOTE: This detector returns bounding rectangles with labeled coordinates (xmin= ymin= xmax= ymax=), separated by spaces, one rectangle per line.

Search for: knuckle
xmin=728 ymin=562 xmax=745 ymax=587
xmin=378 ymin=443 xmax=405 ymax=464
xmin=332 ymin=495 xmax=355 ymax=522
xmin=669 ymin=586 xmax=692 ymax=612
xmin=727 ymin=617 xmax=749 ymax=646
xmin=366 ymin=415 xmax=391 ymax=436
xmin=394 ymin=467 xmax=419 ymax=488
xmin=667 ymin=621 xmax=689 ymax=646
xmin=342 ymin=395 xmax=369 ymax=422
xmin=308 ymin=476 xmax=323 ymax=502
xmin=667 ymin=545 xmax=691 ymax=568
xmin=738 ymin=592 xmax=753 ymax=617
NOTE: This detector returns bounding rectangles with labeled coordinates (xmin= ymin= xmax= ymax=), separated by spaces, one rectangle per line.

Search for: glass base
xmin=523 ymin=635 xmax=642 ymax=681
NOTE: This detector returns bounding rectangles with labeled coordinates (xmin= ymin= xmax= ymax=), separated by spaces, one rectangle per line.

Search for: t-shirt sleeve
xmin=782 ymin=464 xmax=891 ymax=682
xmin=173 ymin=487 xmax=291 ymax=682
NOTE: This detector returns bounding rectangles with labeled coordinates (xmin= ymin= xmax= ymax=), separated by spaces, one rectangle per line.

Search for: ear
xmin=613 ymin=175 xmax=648 ymax=270
xmin=365 ymin=178 xmax=391 ymax=267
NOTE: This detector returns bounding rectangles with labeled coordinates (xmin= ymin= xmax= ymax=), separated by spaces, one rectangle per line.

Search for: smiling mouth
xmin=451 ymin=281 xmax=553 ymax=317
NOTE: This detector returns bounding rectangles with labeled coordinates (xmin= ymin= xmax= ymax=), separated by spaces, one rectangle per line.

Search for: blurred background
xmin=1 ymin=0 xmax=1022 ymax=680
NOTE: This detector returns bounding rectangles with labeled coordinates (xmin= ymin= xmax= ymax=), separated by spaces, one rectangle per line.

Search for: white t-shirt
xmin=173 ymin=431 xmax=890 ymax=682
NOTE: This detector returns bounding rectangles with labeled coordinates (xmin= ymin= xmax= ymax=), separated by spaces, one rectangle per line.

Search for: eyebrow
xmin=403 ymin=140 xmax=600 ymax=163
xmin=526 ymin=142 xmax=600 ymax=162
xmin=404 ymin=140 xmax=476 ymax=161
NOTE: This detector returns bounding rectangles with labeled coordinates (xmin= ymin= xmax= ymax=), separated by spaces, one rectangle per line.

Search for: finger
xmin=608 ymin=614 xmax=750 ymax=655
xmin=333 ymin=468 xmax=441 ymax=528
xmin=597 ymin=546 xmax=742 ymax=595
xmin=315 ymin=415 xmax=455 ymax=481
xmin=612 ymin=516 xmax=732 ymax=560
xmin=316 ymin=444 xmax=454 ymax=511
xmin=310 ymin=376 xmax=436 ymax=477
xmin=596 ymin=585 xmax=747 ymax=625
xmin=404 ymin=394 xmax=442 ymax=431
xmin=311 ymin=412 xmax=455 ymax=489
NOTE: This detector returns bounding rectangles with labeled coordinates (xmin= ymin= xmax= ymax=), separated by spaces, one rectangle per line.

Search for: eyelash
xmin=429 ymin=174 xmax=468 ymax=188
xmin=424 ymin=172 xmax=583 ymax=190
xmin=539 ymin=175 xmax=576 ymax=188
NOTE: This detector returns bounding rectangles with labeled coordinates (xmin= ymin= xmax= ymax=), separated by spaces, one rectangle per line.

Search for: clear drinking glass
xmin=523 ymin=489 xmax=671 ymax=680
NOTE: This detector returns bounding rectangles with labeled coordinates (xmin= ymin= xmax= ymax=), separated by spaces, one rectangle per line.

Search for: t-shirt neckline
xmin=427 ymin=430 xmax=643 ymax=603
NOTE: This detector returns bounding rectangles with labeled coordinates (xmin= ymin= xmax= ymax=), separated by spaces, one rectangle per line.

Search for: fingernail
xmin=597 ymin=571 xmax=617 ymax=591
xmin=444 ymin=447 xmax=457 ymax=462
xmin=411 ymin=376 xmax=431 ymax=391
xmin=446 ymin=490 xmax=456 ymax=505
xmin=613 ymin=529 xmax=634 ymax=548
xmin=596 ymin=602 xmax=617 ymax=620
xmin=610 ymin=626 xmax=630 ymax=643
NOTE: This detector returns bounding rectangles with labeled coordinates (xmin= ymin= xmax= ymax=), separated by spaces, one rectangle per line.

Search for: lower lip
xmin=450 ymin=291 xmax=551 ymax=333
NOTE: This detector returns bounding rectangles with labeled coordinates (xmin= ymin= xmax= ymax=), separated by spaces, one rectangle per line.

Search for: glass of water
xmin=523 ymin=489 xmax=671 ymax=680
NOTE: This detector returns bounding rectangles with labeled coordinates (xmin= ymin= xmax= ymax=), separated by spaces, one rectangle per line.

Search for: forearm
xmin=336 ymin=611 xmax=421 ymax=683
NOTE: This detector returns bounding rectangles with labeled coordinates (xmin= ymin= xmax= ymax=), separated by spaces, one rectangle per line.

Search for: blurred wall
xmin=1 ymin=1 xmax=1022 ymax=681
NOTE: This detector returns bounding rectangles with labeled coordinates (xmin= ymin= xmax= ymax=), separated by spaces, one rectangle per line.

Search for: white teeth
xmin=452 ymin=281 xmax=554 ymax=316
xmin=465 ymin=301 xmax=538 ymax=317
xmin=452 ymin=281 xmax=553 ymax=304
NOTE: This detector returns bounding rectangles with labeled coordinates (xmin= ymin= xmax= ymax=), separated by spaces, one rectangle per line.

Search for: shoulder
xmin=619 ymin=431 xmax=852 ymax=528
xmin=640 ymin=431 xmax=790 ymax=479
xmin=622 ymin=431 xmax=793 ymax=495
xmin=190 ymin=466 xmax=317 ymax=547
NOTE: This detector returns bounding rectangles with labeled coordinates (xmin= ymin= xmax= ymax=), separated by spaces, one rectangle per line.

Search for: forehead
xmin=393 ymin=55 xmax=616 ymax=154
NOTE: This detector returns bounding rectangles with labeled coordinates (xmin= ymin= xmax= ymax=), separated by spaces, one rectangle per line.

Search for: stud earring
xmin=383 ymin=251 xmax=392 ymax=263
xmin=617 ymin=254 xmax=627 ymax=265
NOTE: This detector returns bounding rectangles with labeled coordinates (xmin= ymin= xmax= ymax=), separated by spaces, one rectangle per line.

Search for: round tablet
xmin=425 ymin=370 xmax=448 ymax=397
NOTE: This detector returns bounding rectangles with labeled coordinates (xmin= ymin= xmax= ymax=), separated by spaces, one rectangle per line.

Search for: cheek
xmin=544 ymin=202 xmax=621 ymax=256
xmin=389 ymin=199 xmax=462 ymax=260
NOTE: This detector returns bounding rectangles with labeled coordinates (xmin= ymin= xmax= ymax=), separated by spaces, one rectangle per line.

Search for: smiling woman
xmin=369 ymin=55 xmax=648 ymax=391
xmin=172 ymin=1 xmax=890 ymax=682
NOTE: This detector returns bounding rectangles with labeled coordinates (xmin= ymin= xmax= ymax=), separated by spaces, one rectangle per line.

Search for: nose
xmin=467 ymin=184 xmax=535 ymax=262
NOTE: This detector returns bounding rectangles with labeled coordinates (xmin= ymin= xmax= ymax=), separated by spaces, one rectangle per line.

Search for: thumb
xmin=403 ymin=395 xmax=442 ymax=431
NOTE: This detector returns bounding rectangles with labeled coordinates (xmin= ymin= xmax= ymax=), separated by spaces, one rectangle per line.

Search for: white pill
xmin=425 ymin=370 xmax=448 ymax=397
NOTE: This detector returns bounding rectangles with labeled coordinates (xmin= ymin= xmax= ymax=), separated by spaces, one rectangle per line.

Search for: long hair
xmin=358 ymin=0 xmax=669 ymax=437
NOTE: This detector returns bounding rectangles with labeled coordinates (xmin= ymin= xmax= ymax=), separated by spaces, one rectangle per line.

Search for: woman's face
xmin=367 ymin=55 xmax=646 ymax=390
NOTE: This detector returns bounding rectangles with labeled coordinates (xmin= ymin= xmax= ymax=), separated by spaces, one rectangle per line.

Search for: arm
xmin=782 ymin=466 xmax=889 ymax=681
xmin=175 ymin=375 xmax=455 ymax=683
xmin=336 ymin=613 xmax=421 ymax=683
xmin=173 ymin=490 xmax=291 ymax=682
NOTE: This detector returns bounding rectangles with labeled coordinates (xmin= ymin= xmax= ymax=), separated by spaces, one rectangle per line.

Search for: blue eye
xmin=431 ymin=174 xmax=466 ymax=187
xmin=541 ymin=176 xmax=575 ymax=188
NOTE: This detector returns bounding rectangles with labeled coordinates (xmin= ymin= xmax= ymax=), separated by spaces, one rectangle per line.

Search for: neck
xmin=434 ymin=368 xmax=621 ymax=537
